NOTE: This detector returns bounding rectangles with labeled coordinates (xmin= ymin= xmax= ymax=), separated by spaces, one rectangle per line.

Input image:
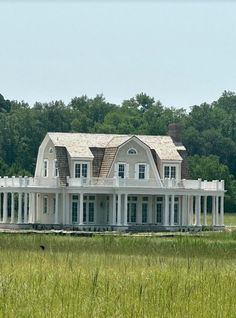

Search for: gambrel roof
xmin=48 ymin=132 xmax=184 ymax=161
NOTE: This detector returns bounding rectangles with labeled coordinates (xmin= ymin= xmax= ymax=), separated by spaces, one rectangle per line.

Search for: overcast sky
xmin=0 ymin=1 xmax=235 ymax=109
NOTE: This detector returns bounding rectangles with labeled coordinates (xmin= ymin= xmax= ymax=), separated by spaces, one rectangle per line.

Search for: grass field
xmin=1 ymin=227 xmax=236 ymax=317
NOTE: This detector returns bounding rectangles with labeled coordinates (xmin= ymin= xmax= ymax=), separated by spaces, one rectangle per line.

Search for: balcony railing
xmin=0 ymin=176 xmax=224 ymax=192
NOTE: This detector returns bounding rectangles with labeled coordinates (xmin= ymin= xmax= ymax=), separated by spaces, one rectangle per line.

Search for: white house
xmin=0 ymin=127 xmax=225 ymax=231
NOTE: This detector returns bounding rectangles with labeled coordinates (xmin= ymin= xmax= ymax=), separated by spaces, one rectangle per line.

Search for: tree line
xmin=0 ymin=91 xmax=236 ymax=211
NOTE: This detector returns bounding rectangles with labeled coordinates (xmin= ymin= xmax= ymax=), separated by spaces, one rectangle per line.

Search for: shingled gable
xmin=105 ymin=135 xmax=163 ymax=181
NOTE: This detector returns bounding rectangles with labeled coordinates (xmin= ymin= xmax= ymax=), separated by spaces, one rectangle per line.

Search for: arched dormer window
xmin=127 ymin=148 xmax=137 ymax=155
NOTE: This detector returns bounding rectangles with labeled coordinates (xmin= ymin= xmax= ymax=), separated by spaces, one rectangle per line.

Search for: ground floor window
xmin=156 ymin=197 xmax=163 ymax=224
xmin=169 ymin=197 xmax=179 ymax=224
xmin=72 ymin=201 xmax=78 ymax=224
xmin=88 ymin=202 xmax=94 ymax=223
xmin=128 ymin=196 xmax=137 ymax=223
xmin=43 ymin=196 xmax=48 ymax=214
xmin=142 ymin=203 xmax=148 ymax=223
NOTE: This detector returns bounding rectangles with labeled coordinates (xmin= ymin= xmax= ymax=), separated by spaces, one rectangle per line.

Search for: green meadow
xmin=0 ymin=213 xmax=236 ymax=318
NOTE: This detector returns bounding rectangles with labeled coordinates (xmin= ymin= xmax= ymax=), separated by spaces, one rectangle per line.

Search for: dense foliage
xmin=0 ymin=91 xmax=236 ymax=210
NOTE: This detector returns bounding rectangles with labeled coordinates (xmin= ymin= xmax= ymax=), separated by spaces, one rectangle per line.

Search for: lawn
xmin=1 ymin=232 xmax=236 ymax=317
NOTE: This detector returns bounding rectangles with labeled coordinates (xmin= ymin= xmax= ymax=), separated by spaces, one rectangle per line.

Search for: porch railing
xmin=0 ymin=176 xmax=224 ymax=192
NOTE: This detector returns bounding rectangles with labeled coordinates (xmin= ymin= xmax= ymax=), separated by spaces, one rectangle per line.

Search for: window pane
xmin=139 ymin=165 xmax=145 ymax=179
xmin=54 ymin=160 xmax=58 ymax=177
xmin=43 ymin=197 xmax=48 ymax=214
xmin=156 ymin=203 xmax=162 ymax=223
xmin=174 ymin=203 xmax=178 ymax=224
xmin=142 ymin=203 xmax=148 ymax=223
xmin=131 ymin=203 xmax=136 ymax=222
xmin=171 ymin=166 xmax=176 ymax=179
xmin=82 ymin=164 xmax=88 ymax=178
xmin=75 ymin=164 xmax=81 ymax=178
xmin=89 ymin=202 xmax=94 ymax=222
xmin=72 ymin=202 xmax=78 ymax=223
xmin=164 ymin=166 xmax=169 ymax=178
xmin=83 ymin=202 xmax=87 ymax=222
xmin=118 ymin=164 xmax=125 ymax=178
xmin=44 ymin=160 xmax=48 ymax=177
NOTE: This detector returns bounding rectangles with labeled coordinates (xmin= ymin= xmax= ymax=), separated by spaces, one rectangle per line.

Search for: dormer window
xmin=164 ymin=165 xmax=176 ymax=179
xmin=127 ymin=148 xmax=137 ymax=155
xmin=74 ymin=162 xmax=88 ymax=178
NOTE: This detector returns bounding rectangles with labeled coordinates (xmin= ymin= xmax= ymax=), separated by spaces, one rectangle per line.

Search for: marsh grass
xmin=1 ymin=232 xmax=236 ymax=317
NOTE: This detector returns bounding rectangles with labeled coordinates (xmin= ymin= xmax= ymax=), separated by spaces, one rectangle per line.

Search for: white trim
xmin=135 ymin=163 xmax=149 ymax=180
xmin=117 ymin=162 xmax=129 ymax=179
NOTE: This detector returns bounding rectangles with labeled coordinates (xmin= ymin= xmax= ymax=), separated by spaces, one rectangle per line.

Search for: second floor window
xmin=164 ymin=166 xmax=176 ymax=179
xmin=139 ymin=164 xmax=146 ymax=179
xmin=54 ymin=159 xmax=58 ymax=177
xmin=43 ymin=159 xmax=48 ymax=177
xmin=75 ymin=163 xmax=88 ymax=178
xmin=118 ymin=164 xmax=125 ymax=179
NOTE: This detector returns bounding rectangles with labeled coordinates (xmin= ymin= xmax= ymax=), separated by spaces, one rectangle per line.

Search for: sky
xmin=0 ymin=0 xmax=236 ymax=109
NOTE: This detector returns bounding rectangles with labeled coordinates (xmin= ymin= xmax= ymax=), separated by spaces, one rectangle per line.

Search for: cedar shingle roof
xmin=48 ymin=132 xmax=183 ymax=161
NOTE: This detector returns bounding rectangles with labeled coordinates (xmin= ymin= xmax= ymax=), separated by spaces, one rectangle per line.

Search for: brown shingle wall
xmin=55 ymin=146 xmax=70 ymax=186
xmin=90 ymin=147 xmax=105 ymax=177
xmin=99 ymin=147 xmax=117 ymax=178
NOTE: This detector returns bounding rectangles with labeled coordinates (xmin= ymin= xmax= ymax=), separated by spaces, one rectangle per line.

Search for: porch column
xmin=212 ymin=196 xmax=216 ymax=226
xmin=189 ymin=196 xmax=194 ymax=225
xmin=196 ymin=195 xmax=201 ymax=226
xmin=163 ymin=194 xmax=169 ymax=226
xmin=11 ymin=193 xmax=15 ymax=223
xmin=117 ymin=193 xmax=121 ymax=225
xmin=30 ymin=193 xmax=36 ymax=223
xmin=123 ymin=193 xmax=128 ymax=226
xmin=18 ymin=193 xmax=23 ymax=223
xmin=203 ymin=196 xmax=207 ymax=226
xmin=24 ymin=192 xmax=28 ymax=223
xmin=54 ymin=193 xmax=59 ymax=224
xmin=28 ymin=193 xmax=32 ymax=223
xmin=112 ymin=193 xmax=116 ymax=225
xmin=3 ymin=192 xmax=8 ymax=223
xmin=215 ymin=196 xmax=219 ymax=226
xmin=170 ymin=194 xmax=175 ymax=226
xmin=79 ymin=192 xmax=83 ymax=225
xmin=62 ymin=190 xmax=66 ymax=225
xmin=181 ymin=195 xmax=188 ymax=226
xmin=220 ymin=196 xmax=224 ymax=226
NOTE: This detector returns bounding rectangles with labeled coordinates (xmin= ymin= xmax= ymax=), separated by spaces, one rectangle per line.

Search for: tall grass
xmin=1 ymin=233 xmax=236 ymax=317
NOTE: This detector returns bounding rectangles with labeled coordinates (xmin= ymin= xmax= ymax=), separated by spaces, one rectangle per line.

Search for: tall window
xmin=43 ymin=196 xmax=48 ymax=214
xmin=139 ymin=164 xmax=146 ymax=179
xmin=118 ymin=164 xmax=125 ymax=179
xmin=43 ymin=159 xmax=48 ymax=177
xmin=164 ymin=166 xmax=176 ymax=179
xmin=142 ymin=203 xmax=148 ymax=223
xmin=156 ymin=197 xmax=163 ymax=224
xmin=74 ymin=163 xmax=88 ymax=178
xmin=127 ymin=196 xmax=137 ymax=223
xmin=54 ymin=159 xmax=58 ymax=177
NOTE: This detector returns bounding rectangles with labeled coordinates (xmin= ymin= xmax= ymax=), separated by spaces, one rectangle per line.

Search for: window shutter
xmin=114 ymin=163 xmax=118 ymax=177
xmin=134 ymin=164 xmax=138 ymax=179
xmin=146 ymin=164 xmax=149 ymax=179
xmin=126 ymin=164 xmax=129 ymax=179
